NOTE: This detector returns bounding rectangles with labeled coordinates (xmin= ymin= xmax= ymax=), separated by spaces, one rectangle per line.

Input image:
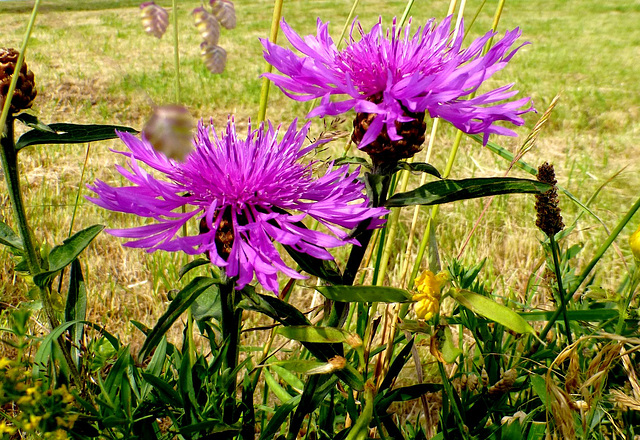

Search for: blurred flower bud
xmin=200 ymin=42 xmax=227 ymax=74
xmin=140 ymin=2 xmax=169 ymax=39
xmin=142 ymin=105 xmax=195 ymax=161
xmin=0 ymin=48 xmax=37 ymax=114
xmin=193 ymin=7 xmax=220 ymax=46
xmin=210 ymin=0 xmax=236 ymax=30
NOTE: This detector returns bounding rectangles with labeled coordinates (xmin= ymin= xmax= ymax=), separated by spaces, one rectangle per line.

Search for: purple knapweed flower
xmin=261 ymin=16 xmax=534 ymax=149
xmin=87 ymin=119 xmax=387 ymax=294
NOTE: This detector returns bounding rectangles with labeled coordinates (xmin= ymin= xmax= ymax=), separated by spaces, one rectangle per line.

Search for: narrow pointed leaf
xmin=138 ymin=276 xmax=217 ymax=360
xmin=385 ymin=177 xmax=551 ymax=208
xmin=276 ymin=325 xmax=361 ymax=346
xmin=396 ymin=161 xmax=442 ymax=178
xmin=16 ymin=123 xmax=138 ymax=150
xmin=453 ymin=289 xmax=535 ymax=334
xmin=33 ymin=225 xmax=104 ymax=287
xmin=264 ymin=368 xmax=295 ymax=402
xmin=283 ymin=244 xmax=343 ymax=285
xmin=65 ymin=259 xmax=87 ymax=367
xmin=15 ymin=113 xmax=55 ymax=133
xmin=316 ymin=285 xmax=412 ymax=303
xmin=0 ymin=221 xmax=23 ymax=251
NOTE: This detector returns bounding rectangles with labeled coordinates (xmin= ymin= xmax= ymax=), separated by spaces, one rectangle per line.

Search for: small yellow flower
xmin=630 ymin=223 xmax=640 ymax=261
xmin=0 ymin=421 xmax=17 ymax=435
xmin=26 ymin=386 xmax=38 ymax=396
xmin=0 ymin=358 xmax=12 ymax=369
xmin=412 ymin=270 xmax=448 ymax=320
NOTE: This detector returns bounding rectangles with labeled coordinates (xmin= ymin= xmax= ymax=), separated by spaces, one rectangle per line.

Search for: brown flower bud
xmin=535 ymin=162 xmax=564 ymax=237
xmin=352 ymin=93 xmax=426 ymax=170
xmin=0 ymin=48 xmax=37 ymax=114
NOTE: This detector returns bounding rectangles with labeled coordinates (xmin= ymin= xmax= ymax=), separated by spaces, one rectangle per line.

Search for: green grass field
xmin=1 ymin=0 xmax=639 ymax=346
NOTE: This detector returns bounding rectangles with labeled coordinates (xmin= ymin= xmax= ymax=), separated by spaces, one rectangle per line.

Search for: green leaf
xmin=190 ymin=283 xmax=221 ymax=321
xmin=15 ymin=122 xmax=138 ymax=150
xmin=0 ymin=220 xmax=23 ymax=251
xmin=138 ymin=277 xmax=217 ymax=360
xmin=395 ymin=161 xmax=442 ymax=178
xmin=375 ymin=383 xmax=443 ymax=413
xmin=264 ymin=368 xmax=294 ymax=402
xmin=452 ymin=289 xmax=536 ymax=335
xmin=33 ymin=225 xmax=104 ymax=287
xmin=385 ymin=177 xmax=551 ymax=208
xmin=271 ymin=364 xmax=305 ymax=391
xmin=316 ymin=285 xmax=412 ymax=303
xmin=33 ymin=319 xmax=120 ymax=379
xmin=519 ymin=308 xmax=618 ymax=322
xmin=276 ymin=325 xmax=361 ymax=346
xmin=65 ymin=259 xmax=87 ymax=368
xmin=269 ymin=360 xmax=329 ymax=374
xmin=441 ymin=326 xmax=462 ymax=363
xmin=178 ymin=258 xmax=211 ymax=279
xmin=283 ymin=244 xmax=343 ymax=285
xmin=259 ymin=395 xmax=301 ymax=440
xmin=530 ymin=374 xmax=550 ymax=411
xmin=469 ymin=134 xmax=538 ymax=175
xmin=333 ymin=156 xmax=370 ymax=167
xmin=15 ymin=113 xmax=55 ymax=133
xmin=141 ymin=372 xmax=183 ymax=407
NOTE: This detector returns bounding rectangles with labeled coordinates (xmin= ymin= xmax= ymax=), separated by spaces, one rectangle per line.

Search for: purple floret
xmin=261 ymin=16 xmax=535 ymax=147
xmin=88 ymin=118 xmax=387 ymax=294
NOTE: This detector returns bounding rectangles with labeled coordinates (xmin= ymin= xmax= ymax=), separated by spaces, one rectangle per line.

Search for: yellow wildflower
xmin=26 ymin=386 xmax=38 ymax=396
xmin=0 ymin=421 xmax=17 ymax=435
xmin=412 ymin=270 xmax=448 ymax=320
xmin=0 ymin=358 xmax=11 ymax=369
xmin=630 ymin=223 xmax=640 ymax=261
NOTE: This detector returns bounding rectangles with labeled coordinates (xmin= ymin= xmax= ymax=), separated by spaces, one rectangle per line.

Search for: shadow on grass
xmin=0 ymin=0 xmax=142 ymax=14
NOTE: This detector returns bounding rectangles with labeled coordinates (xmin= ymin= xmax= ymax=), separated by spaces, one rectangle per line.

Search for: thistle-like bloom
xmin=413 ymin=270 xmax=448 ymax=320
xmin=262 ymin=16 xmax=534 ymax=150
xmin=88 ymin=119 xmax=387 ymax=293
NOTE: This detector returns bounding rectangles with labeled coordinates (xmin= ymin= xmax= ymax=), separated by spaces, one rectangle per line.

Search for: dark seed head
xmin=352 ymin=93 xmax=426 ymax=172
xmin=0 ymin=48 xmax=37 ymax=114
xmin=535 ymin=162 xmax=564 ymax=237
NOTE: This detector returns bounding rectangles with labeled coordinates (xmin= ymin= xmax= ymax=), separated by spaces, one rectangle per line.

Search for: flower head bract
xmin=88 ymin=118 xmax=387 ymax=294
xmin=262 ymin=16 xmax=535 ymax=151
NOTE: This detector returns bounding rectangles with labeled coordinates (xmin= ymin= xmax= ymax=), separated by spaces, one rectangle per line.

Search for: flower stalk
xmin=219 ymin=275 xmax=241 ymax=426
xmin=257 ymin=0 xmax=284 ymax=123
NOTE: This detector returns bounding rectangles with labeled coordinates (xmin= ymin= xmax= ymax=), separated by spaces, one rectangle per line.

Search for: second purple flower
xmin=262 ymin=16 xmax=535 ymax=165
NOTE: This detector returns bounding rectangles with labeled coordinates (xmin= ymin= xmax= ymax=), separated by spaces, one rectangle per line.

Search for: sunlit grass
xmin=0 ymin=0 xmax=638 ymax=350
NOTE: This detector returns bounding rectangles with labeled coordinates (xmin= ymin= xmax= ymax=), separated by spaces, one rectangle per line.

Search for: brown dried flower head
xmin=0 ymin=48 xmax=37 ymax=114
xmin=535 ymin=162 xmax=564 ymax=237
xmin=352 ymin=93 xmax=426 ymax=170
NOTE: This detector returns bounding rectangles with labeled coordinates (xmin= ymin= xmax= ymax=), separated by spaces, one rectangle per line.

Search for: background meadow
xmin=1 ymin=0 xmax=638 ymax=347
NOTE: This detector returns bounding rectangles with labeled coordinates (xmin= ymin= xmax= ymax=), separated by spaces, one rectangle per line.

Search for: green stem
xmin=220 ymin=276 xmax=241 ymax=426
xmin=342 ymin=173 xmax=391 ymax=286
xmin=0 ymin=119 xmax=57 ymax=328
xmin=616 ymin=268 xmax=640 ymax=334
xmin=257 ymin=0 xmax=284 ymax=123
xmin=172 ymin=0 xmax=181 ymax=103
xmin=536 ymin=193 xmax=640 ymax=344
xmin=549 ymin=234 xmax=572 ymax=345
